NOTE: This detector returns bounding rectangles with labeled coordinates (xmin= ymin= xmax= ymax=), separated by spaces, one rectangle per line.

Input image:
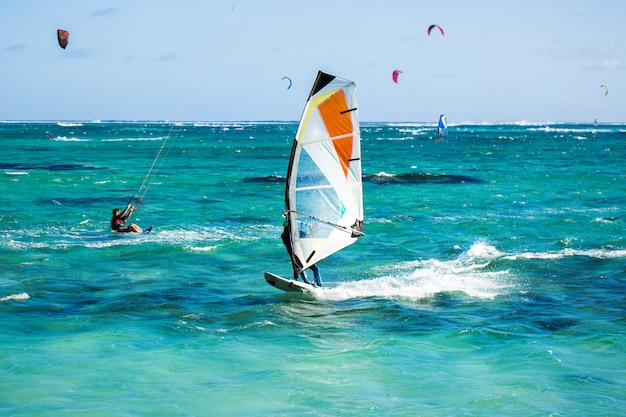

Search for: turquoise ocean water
xmin=1 ymin=120 xmax=625 ymax=416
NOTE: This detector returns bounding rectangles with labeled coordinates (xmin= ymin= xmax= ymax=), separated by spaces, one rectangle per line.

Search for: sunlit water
xmin=1 ymin=121 xmax=625 ymax=416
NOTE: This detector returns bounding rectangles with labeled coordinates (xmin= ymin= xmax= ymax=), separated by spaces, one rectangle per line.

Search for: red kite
xmin=57 ymin=29 xmax=69 ymax=49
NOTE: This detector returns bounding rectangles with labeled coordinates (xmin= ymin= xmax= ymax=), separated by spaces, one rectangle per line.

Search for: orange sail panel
xmin=318 ymin=90 xmax=354 ymax=178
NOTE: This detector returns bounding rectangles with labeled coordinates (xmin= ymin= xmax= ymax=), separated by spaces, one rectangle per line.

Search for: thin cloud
xmin=4 ymin=44 xmax=26 ymax=52
xmin=90 ymin=7 xmax=117 ymax=18
xmin=585 ymin=58 xmax=622 ymax=71
xmin=157 ymin=52 xmax=178 ymax=62
xmin=536 ymin=41 xmax=623 ymax=71
xmin=536 ymin=42 xmax=603 ymax=60
xmin=61 ymin=47 xmax=97 ymax=59
xmin=430 ymin=71 xmax=455 ymax=79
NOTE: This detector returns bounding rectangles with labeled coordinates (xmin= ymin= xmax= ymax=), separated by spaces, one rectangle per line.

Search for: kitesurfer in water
xmin=281 ymin=221 xmax=322 ymax=286
xmin=111 ymin=204 xmax=150 ymax=233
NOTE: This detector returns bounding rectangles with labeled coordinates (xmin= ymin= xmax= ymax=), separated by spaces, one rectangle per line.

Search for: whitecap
xmin=186 ymin=245 xmax=218 ymax=252
xmin=54 ymin=136 xmax=89 ymax=142
xmin=57 ymin=122 xmax=83 ymax=127
xmin=507 ymin=247 xmax=626 ymax=261
xmin=1 ymin=293 xmax=29 ymax=302
xmin=316 ymin=241 xmax=510 ymax=302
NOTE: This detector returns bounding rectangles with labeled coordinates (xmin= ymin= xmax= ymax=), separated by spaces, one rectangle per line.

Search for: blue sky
xmin=1 ymin=1 xmax=624 ymax=123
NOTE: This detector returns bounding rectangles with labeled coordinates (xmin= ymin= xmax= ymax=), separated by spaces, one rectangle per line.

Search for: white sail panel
xmin=286 ymin=72 xmax=363 ymax=274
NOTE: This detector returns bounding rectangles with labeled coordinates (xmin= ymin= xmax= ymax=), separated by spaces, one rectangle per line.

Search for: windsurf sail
xmin=283 ymin=71 xmax=364 ymax=276
xmin=437 ymin=114 xmax=448 ymax=141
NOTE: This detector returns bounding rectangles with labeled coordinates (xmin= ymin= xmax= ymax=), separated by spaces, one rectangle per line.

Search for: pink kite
xmin=427 ymin=24 xmax=444 ymax=37
xmin=392 ymin=69 xmax=402 ymax=84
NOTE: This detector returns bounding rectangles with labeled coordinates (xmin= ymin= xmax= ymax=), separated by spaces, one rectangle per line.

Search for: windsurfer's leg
xmin=311 ymin=264 xmax=322 ymax=286
xmin=300 ymin=271 xmax=310 ymax=284
xmin=128 ymin=223 xmax=143 ymax=233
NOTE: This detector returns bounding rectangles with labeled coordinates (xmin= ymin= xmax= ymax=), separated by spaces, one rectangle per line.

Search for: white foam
xmin=505 ymin=247 xmax=626 ymax=261
xmin=1 ymin=293 xmax=29 ymax=302
xmin=103 ymin=137 xmax=164 ymax=142
xmin=186 ymin=245 xmax=218 ymax=252
xmin=54 ymin=136 xmax=89 ymax=142
xmin=319 ymin=239 xmax=624 ymax=302
xmin=0 ymin=223 xmax=266 ymax=251
xmin=316 ymin=241 xmax=510 ymax=302
xmin=371 ymin=171 xmax=396 ymax=178
xmin=57 ymin=122 xmax=83 ymax=127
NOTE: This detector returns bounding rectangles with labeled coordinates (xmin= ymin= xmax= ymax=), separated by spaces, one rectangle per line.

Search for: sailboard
xmin=437 ymin=114 xmax=448 ymax=141
xmin=265 ymin=71 xmax=364 ymax=293
xmin=264 ymin=272 xmax=319 ymax=292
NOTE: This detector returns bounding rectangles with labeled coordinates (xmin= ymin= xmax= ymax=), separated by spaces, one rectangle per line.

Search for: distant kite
xmin=392 ymin=69 xmax=402 ymax=84
xmin=427 ymin=24 xmax=444 ymax=37
xmin=600 ymin=84 xmax=609 ymax=95
xmin=281 ymin=76 xmax=292 ymax=90
xmin=57 ymin=29 xmax=69 ymax=49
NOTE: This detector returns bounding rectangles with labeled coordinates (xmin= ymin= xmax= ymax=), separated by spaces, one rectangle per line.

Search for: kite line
xmin=125 ymin=5 xmax=238 ymax=212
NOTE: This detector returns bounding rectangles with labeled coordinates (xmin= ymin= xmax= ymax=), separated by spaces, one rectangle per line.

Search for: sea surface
xmin=1 ymin=120 xmax=625 ymax=416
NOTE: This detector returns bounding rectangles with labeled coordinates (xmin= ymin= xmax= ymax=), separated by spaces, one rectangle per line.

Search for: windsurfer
xmin=281 ymin=221 xmax=322 ymax=286
xmin=111 ymin=204 xmax=144 ymax=233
